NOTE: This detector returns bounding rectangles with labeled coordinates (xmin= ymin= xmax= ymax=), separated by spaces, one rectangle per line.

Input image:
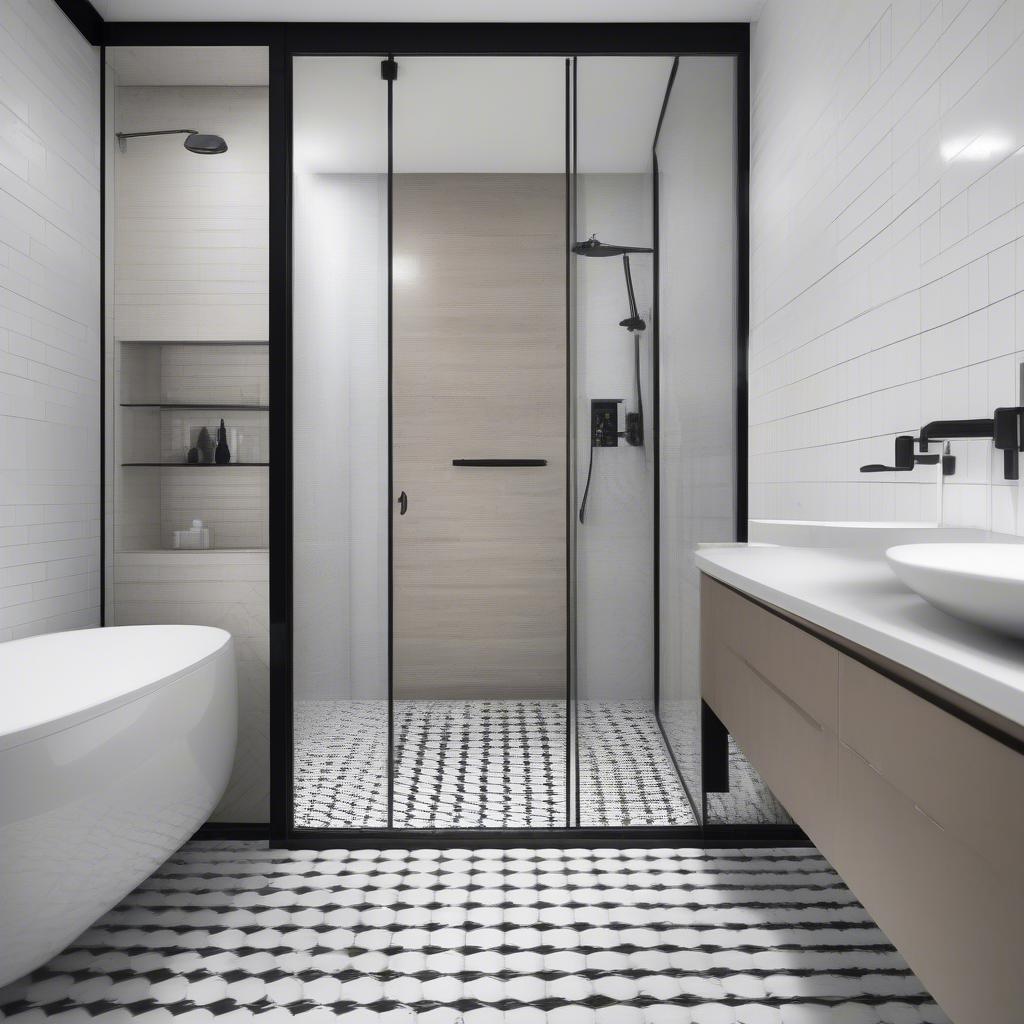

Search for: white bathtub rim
xmin=0 ymin=625 xmax=232 ymax=754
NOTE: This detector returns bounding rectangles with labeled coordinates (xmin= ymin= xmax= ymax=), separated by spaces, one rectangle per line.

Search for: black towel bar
xmin=452 ymin=459 xmax=547 ymax=467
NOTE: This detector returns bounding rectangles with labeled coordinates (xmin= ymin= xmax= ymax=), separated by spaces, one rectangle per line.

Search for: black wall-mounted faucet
xmin=860 ymin=407 xmax=1024 ymax=480
xmin=917 ymin=409 xmax=1023 ymax=479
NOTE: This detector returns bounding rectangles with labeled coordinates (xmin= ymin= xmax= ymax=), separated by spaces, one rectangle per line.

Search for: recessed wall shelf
xmin=120 ymin=403 xmax=270 ymax=410
xmin=117 ymin=339 xmax=269 ymax=347
xmin=121 ymin=462 xmax=270 ymax=468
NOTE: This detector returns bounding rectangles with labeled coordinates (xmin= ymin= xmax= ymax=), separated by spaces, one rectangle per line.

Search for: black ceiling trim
xmin=53 ymin=0 xmax=103 ymax=45
xmin=99 ymin=21 xmax=748 ymax=55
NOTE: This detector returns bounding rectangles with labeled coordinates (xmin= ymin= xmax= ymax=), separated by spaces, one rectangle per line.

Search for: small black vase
xmin=215 ymin=418 xmax=231 ymax=465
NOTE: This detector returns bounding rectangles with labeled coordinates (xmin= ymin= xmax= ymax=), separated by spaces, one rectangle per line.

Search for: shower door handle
xmin=398 ymin=491 xmax=408 ymax=515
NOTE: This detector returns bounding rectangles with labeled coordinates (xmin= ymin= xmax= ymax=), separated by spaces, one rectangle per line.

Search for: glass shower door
xmin=390 ymin=56 xmax=570 ymax=828
xmin=572 ymin=56 xmax=699 ymax=828
xmin=291 ymin=56 xmax=390 ymax=829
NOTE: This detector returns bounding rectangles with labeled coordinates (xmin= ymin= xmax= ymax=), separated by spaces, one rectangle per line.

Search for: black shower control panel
xmin=591 ymin=399 xmax=621 ymax=447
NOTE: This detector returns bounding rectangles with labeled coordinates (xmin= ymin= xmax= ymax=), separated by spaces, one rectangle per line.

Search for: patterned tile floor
xmin=294 ymin=700 xmax=694 ymax=830
xmin=0 ymin=841 xmax=951 ymax=1023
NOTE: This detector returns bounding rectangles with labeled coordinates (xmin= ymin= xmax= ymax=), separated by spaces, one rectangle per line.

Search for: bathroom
xmin=0 ymin=1 xmax=1021 ymax=1021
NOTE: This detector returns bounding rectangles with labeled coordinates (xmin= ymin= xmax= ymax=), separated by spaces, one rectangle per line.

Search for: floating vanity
xmin=696 ymin=539 xmax=1024 ymax=1024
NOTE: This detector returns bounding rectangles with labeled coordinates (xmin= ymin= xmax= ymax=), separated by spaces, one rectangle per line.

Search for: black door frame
xmin=91 ymin=16 xmax=796 ymax=848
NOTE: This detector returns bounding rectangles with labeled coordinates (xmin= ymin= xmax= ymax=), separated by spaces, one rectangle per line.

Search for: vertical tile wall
xmin=0 ymin=0 xmax=100 ymax=641
xmin=110 ymin=79 xmax=270 ymax=822
xmin=750 ymin=0 xmax=1024 ymax=532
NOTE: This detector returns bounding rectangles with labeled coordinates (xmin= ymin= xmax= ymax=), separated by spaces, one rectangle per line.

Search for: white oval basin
xmin=886 ymin=544 xmax=1024 ymax=640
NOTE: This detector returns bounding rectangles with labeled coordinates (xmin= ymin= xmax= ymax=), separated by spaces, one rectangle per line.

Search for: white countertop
xmin=695 ymin=544 xmax=1024 ymax=730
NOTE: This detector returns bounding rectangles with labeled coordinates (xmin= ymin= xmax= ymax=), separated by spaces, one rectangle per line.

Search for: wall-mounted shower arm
xmin=116 ymin=129 xmax=228 ymax=155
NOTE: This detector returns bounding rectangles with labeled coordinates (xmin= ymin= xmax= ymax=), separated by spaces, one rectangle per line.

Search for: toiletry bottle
xmin=215 ymin=418 xmax=231 ymax=465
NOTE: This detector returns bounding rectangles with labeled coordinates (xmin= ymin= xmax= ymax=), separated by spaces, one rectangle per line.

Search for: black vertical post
xmin=99 ymin=45 xmax=106 ymax=627
xmin=651 ymin=56 xmax=678 ymax=719
xmin=268 ymin=32 xmax=293 ymax=845
xmin=735 ymin=40 xmax=750 ymax=543
xmin=565 ymin=56 xmax=575 ymax=830
xmin=384 ymin=54 xmax=396 ymax=830
xmin=701 ymin=700 xmax=730 ymax=793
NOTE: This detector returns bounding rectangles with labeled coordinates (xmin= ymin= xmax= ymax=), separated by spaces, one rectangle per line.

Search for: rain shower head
xmin=184 ymin=133 xmax=228 ymax=155
xmin=571 ymin=235 xmax=654 ymax=258
xmin=116 ymin=129 xmax=228 ymax=155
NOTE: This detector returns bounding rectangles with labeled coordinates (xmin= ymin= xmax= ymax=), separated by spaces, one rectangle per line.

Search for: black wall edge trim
xmin=193 ymin=821 xmax=272 ymax=841
xmin=275 ymin=824 xmax=809 ymax=851
xmin=53 ymin=0 xmax=102 ymax=45
xmin=99 ymin=21 xmax=748 ymax=53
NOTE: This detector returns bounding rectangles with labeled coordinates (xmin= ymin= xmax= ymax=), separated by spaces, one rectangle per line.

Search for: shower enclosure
xmin=287 ymin=48 xmax=754 ymax=839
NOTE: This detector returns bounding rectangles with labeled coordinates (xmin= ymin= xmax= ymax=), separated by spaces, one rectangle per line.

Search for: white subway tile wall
xmin=0 ymin=0 xmax=101 ymax=641
xmin=750 ymin=0 xmax=1024 ymax=532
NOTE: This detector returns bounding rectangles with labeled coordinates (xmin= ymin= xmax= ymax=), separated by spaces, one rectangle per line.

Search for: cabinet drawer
xmin=706 ymin=643 xmax=836 ymax=857
xmin=839 ymin=655 xmax=1024 ymax=878
xmin=710 ymin=579 xmax=838 ymax=730
xmin=834 ymin=742 xmax=1024 ymax=1024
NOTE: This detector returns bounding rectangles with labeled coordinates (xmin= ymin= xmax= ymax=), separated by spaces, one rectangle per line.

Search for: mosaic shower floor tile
xmin=294 ymin=699 xmax=696 ymax=829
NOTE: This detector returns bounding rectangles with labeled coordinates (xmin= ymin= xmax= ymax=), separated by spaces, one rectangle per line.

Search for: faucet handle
xmin=993 ymin=407 xmax=1022 ymax=480
xmin=894 ymin=435 xmax=915 ymax=470
xmin=860 ymin=434 xmax=917 ymax=473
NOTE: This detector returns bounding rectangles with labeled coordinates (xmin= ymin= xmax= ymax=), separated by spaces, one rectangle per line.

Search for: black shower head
xmin=116 ymin=129 xmax=228 ymax=155
xmin=184 ymin=133 xmax=228 ymax=155
xmin=572 ymin=235 xmax=654 ymax=257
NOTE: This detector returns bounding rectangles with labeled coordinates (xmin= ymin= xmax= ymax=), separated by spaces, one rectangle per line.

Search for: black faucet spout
xmin=917 ymin=418 xmax=994 ymax=452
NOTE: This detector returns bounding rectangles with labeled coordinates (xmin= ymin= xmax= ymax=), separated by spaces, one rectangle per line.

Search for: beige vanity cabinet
xmin=701 ymin=574 xmax=1024 ymax=1024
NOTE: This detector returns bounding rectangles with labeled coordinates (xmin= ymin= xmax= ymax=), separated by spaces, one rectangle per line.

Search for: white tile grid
xmin=293 ymin=699 xmax=697 ymax=830
xmin=750 ymin=0 xmax=1024 ymax=533
xmin=0 ymin=0 xmax=102 ymax=641
xmin=0 ymin=841 xmax=951 ymax=1022
xmin=113 ymin=550 xmax=269 ymax=823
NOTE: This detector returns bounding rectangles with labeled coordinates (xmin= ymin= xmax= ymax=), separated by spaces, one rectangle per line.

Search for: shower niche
xmin=108 ymin=47 xmax=270 ymax=555
xmin=104 ymin=45 xmax=271 ymax=823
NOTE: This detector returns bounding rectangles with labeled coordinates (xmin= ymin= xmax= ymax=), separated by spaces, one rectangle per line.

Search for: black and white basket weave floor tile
xmin=0 ymin=842 xmax=950 ymax=1023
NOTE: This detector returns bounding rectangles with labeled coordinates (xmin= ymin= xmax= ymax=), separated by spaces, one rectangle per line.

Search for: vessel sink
xmin=885 ymin=544 xmax=1024 ymax=640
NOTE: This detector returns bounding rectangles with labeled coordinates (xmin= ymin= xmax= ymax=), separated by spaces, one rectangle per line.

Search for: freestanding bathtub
xmin=0 ymin=625 xmax=236 ymax=988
